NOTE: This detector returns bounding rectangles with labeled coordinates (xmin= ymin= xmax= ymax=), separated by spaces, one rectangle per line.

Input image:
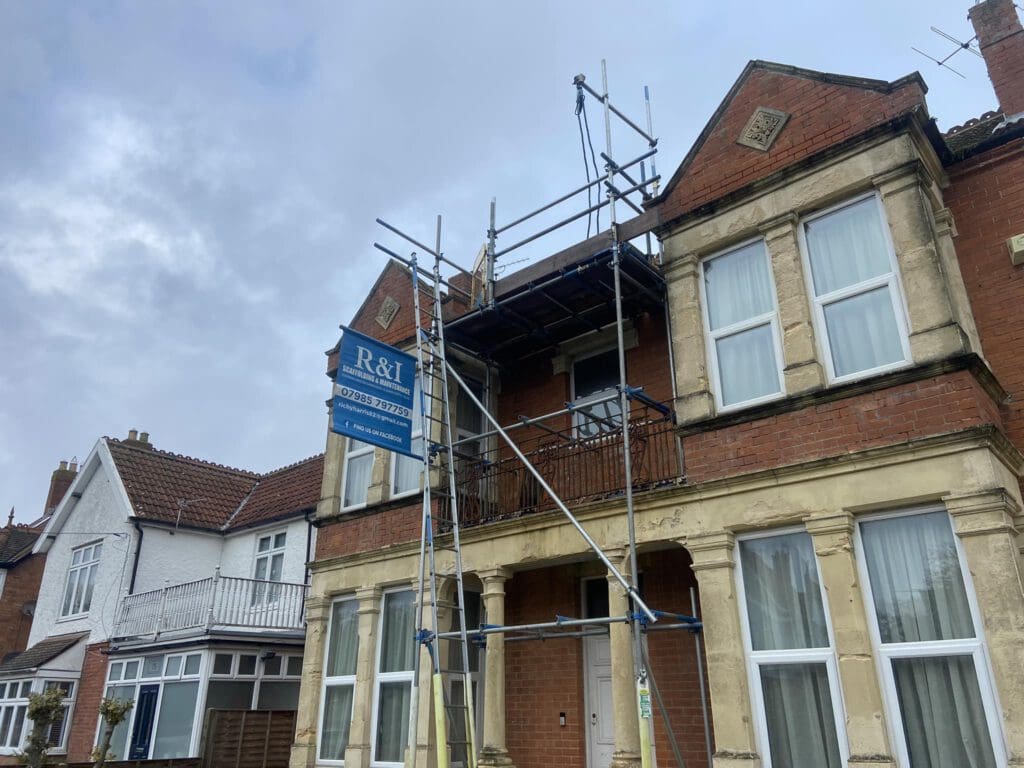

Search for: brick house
xmin=0 ymin=430 xmax=323 ymax=763
xmin=291 ymin=1 xmax=1024 ymax=767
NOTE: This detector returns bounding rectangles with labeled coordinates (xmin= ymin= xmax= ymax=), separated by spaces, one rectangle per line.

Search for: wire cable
xmin=575 ymin=87 xmax=593 ymax=238
xmin=580 ymin=98 xmax=602 ymax=234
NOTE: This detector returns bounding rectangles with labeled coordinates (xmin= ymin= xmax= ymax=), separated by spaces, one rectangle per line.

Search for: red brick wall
xmin=946 ymin=139 xmax=1024 ymax=466
xmin=0 ymin=554 xmax=44 ymax=660
xmin=315 ymin=501 xmax=422 ymax=560
xmin=658 ymin=66 xmax=926 ymax=224
xmin=67 ymin=641 xmax=109 ymax=762
xmin=503 ymin=552 xmax=710 ymax=768
xmin=683 ymin=369 xmax=1003 ymax=484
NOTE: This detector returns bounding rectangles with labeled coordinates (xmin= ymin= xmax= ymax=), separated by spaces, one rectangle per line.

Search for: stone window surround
xmin=662 ymin=131 xmax=983 ymax=427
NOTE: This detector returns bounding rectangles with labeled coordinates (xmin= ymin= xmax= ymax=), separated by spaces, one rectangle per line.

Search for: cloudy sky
xmin=1 ymin=1 xmax=994 ymax=523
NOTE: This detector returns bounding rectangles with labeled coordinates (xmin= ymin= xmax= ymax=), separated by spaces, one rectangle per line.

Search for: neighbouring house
xmin=0 ymin=429 xmax=323 ymax=764
xmin=291 ymin=1 xmax=1024 ymax=767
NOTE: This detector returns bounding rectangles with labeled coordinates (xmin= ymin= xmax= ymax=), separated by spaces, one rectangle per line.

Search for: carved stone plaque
xmin=375 ymin=295 xmax=400 ymax=329
xmin=737 ymin=106 xmax=790 ymax=151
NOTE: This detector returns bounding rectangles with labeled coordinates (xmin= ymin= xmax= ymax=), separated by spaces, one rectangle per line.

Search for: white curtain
xmin=376 ymin=682 xmax=411 ymax=763
xmin=892 ymin=656 xmax=996 ymax=768
xmin=327 ymin=600 xmax=359 ymax=677
xmin=343 ymin=440 xmax=373 ymax=507
xmin=320 ymin=685 xmax=354 ymax=760
xmin=380 ymin=592 xmax=416 ymax=673
xmin=393 ymin=437 xmax=424 ymax=495
xmin=862 ymin=513 xmax=994 ymax=768
xmin=805 ymin=198 xmax=890 ymax=296
xmin=824 ymin=287 xmax=903 ymax=377
xmin=860 ymin=513 xmax=974 ymax=643
xmin=740 ymin=533 xmax=829 ymax=651
xmin=703 ymin=241 xmax=774 ymax=330
xmin=717 ymin=325 xmax=780 ymax=406
xmin=760 ymin=663 xmax=842 ymax=768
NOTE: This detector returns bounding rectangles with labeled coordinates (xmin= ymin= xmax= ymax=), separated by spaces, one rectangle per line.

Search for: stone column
xmin=606 ymin=548 xmax=641 ymax=768
xmin=478 ymin=568 xmax=514 ymax=767
xmin=944 ymin=489 xmax=1024 ymax=763
xmin=760 ymin=213 xmax=825 ymax=395
xmin=345 ymin=586 xmax=382 ymax=768
xmin=686 ymin=532 xmax=761 ymax=768
xmin=290 ymin=596 xmax=332 ymax=768
xmin=663 ymin=244 xmax=714 ymax=425
xmin=804 ymin=513 xmax=895 ymax=768
xmin=317 ymin=429 xmax=345 ymax=519
xmin=874 ymin=166 xmax=968 ymax=363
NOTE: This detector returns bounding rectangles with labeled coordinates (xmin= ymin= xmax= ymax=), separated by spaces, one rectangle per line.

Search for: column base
xmin=848 ymin=758 xmax=896 ymax=768
xmin=711 ymin=751 xmax=761 ymax=768
xmin=478 ymin=745 xmax=515 ymax=767
xmin=610 ymin=750 xmax=642 ymax=768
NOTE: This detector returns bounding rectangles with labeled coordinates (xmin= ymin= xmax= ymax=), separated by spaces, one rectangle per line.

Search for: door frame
xmin=581 ymin=576 xmax=613 ymax=768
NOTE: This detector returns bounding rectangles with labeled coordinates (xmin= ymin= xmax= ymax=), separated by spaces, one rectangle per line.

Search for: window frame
xmin=319 ymin=595 xmax=359 ymax=766
xmin=390 ymin=376 xmax=429 ymax=501
xmin=853 ymin=505 xmax=1008 ymax=767
xmin=797 ymin=192 xmax=912 ymax=385
xmin=570 ymin=346 xmax=624 ymax=439
xmin=734 ymin=526 xmax=849 ymax=768
xmin=60 ymin=540 xmax=103 ymax=619
xmin=341 ymin=438 xmax=375 ymax=512
xmin=698 ymin=237 xmax=786 ymax=412
xmin=0 ymin=678 xmax=31 ymax=754
xmin=369 ymin=588 xmax=416 ymax=768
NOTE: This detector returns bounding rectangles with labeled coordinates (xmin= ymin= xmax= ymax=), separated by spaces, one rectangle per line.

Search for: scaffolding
xmin=370 ymin=61 xmax=712 ymax=768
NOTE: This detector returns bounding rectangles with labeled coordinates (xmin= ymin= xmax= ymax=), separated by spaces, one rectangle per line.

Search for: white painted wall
xmin=220 ymin=517 xmax=312 ymax=584
xmin=132 ymin=526 xmax=224 ymax=594
xmin=28 ymin=458 xmax=138 ymax=647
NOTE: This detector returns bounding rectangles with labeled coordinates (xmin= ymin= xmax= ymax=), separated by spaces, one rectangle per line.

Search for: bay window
xmin=320 ymin=597 xmax=359 ymax=763
xmin=736 ymin=530 xmax=846 ymax=767
xmin=700 ymin=239 xmax=784 ymax=409
xmin=801 ymin=194 xmax=910 ymax=382
xmin=372 ymin=590 xmax=415 ymax=766
xmin=857 ymin=508 xmax=1003 ymax=767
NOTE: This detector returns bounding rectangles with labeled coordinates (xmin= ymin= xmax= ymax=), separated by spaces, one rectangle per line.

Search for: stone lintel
xmin=944 ymin=488 xmax=1022 ymax=538
xmin=685 ymin=532 xmax=737 ymax=571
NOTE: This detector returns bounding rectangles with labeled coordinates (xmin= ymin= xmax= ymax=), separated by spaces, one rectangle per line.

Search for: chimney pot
xmin=70 ymin=461 xmax=78 ymax=473
xmin=970 ymin=0 xmax=1024 ymax=117
xmin=58 ymin=460 xmax=68 ymax=471
xmin=139 ymin=431 xmax=150 ymax=444
xmin=128 ymin=429 xmax=138 ymax=441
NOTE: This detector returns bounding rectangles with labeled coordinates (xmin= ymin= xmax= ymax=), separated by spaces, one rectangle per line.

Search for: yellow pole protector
xmin=433 ymin=672 xmax=450 ymax=768
xmin=637 ymin=677 xmax=653 ymax=768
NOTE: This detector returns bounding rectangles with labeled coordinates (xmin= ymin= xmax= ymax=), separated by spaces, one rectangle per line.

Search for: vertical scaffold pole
xmin=601 ymin=58 xmax=653 ymax=768
xmin=486 ymin=199 xmax=497 ymax=307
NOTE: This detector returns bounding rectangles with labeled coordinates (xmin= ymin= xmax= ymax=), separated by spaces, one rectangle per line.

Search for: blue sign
xmin=331 ymin=328 xmax=419 ymax=458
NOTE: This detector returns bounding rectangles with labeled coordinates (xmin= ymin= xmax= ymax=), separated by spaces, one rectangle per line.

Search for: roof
xmin=0 ymin=527 xmax=41 ymax=566
xmin=943 ymin=110 xmax=1024 ymax=159
xmin=225 ymin=454 xmax=324 ymax=530
xmin=105 ymin=439 xmax=322 ymax=532
xmin=0 ymin=632 xmax=87 ymax=673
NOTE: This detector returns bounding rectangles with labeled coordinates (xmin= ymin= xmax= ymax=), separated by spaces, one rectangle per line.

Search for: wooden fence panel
xmin=199 ymin=709 xmax=296 ymax=768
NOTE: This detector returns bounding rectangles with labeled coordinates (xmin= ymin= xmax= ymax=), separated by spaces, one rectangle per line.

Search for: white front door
xmin=584 ymin=633 xmax=615 ymax=768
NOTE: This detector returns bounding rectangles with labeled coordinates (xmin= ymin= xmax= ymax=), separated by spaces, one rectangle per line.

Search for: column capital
xmin=684 ymin=532 xmax=737 ymax=572
xmin=872 ymin=161 xmax=926 ymax=198
xmin=758 ymin=212 xmax=799 ymax=241
xmin=944 ymin=488 xmax=1022 ymax=538
xmin=478 ymin=567 xmax=513 ymax=585
xmin=933 ymin=207 xmax=958 ymax=238
xmin=305 ymin=597 xmax=332 ymax=623
xmin=663 ymin=249 xmax=700 ymax=280
xmin=355 ymin=585 xmax=382 ymax=615
xmin=803 ymin=511 xmax=855 ymax=538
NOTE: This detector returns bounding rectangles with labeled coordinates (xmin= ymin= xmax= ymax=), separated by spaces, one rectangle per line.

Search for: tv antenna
xmin=911 ymin=26 xmax=982 ymax=79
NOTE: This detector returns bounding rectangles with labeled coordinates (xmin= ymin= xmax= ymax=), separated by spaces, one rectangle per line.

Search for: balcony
xmin=440 ymin=399 xmax=681 ymax=528
xmin=114 ymin=573 xmax=308 ymax=640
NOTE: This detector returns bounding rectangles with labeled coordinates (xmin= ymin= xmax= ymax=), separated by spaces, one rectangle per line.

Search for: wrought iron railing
xmin=114 ymin=572 xmax=308 ymax=639
xmin=439 ymin=400 xmax=681 ymax=528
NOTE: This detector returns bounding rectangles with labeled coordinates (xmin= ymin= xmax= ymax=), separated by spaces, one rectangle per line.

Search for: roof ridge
xmin=945 ymin=110 xmax=1003 ymax=135
xmin=105 ymin=438 xmax=260 ymax=478
xmin=258 ymin=452 xmax=325 ymax=479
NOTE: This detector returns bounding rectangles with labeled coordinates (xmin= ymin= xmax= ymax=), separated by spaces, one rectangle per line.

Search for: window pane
xmin=205 ymin=680 xmax=255 ymax=710
xmin=165 ymin=656 xmax=182 ymax=678
xmin=238 ymin=655 xmax=257 ymax=676
xmin=716 ymin=324 xmax=780 ymax=406
xmin=806 ymin=198 xmax=891 ymax=296
xmin=273 ymin=532 xmax=287 ymax=549
xmin=861 ymin=512 xmax=974 ymax=643
xmin=212 ymin=654 xmax=233 ymax=676
xmin=0 ymin=684 xmax=6 ymax=699
xmin=151 ymin=681 xmax=199 ymax=758
xmin=704 ymin=241 xmax=774 ymax=330
xmin=18 ymin=682 xmax=30 ymax=698
xmin=109 ymin=663 xmax=123 ymax=682
xmin=183 ymin=655 xmax=201 ymax=676
xmin=892 ymin=655 xmax=996 ymax=768
xmin=0 ymin=707 xmax=12 ymax=746
xmin=81 ymin=563 xmax=98 ymax=612
xmin=263 ymin=656 xmax=282 ymax=676
xmin=760 ymin=663 xmax=842 ymax=768
xmin=105 ymin=685 xmax=136 ymax=759
xmin=823 ymin=286 xmax=903 ymax=377
xmin=740 ymin=533 xmax=829 ymax=650
xmin=320 ymin=684 xmax=354 ymax=761
xmin=269 ymin=554 xmax=283 ymax=582
xmin=142 ymin=655 xmax=164 ymax=678
xmin=574 ymin=350 xmax=620 ymax=399
xmin=254 ymin=557 xmax=268 ymax=581
xmin=393 ymin=438 xmax=423 ymax=495
xmin=258 ymin=536 xmax=271 ymax=553
xmin=375 ymin=681 xmax=411 ymax=763
xmin=380 ymin=592 xmax=415 ymax=673
xmin=123 ymin=661 xmax=139 ymax=679
xmin=62 ymin=570 xmax=78 ymax=615
xmin=343 ymin=451 xmax=373 ymax=508
xmin=286 ymin=656 xmax=303 ymax=677
xmin=257 ymin=680 xmax=299 ymax=710
xmin=327 ymin=600 xmax=359 ymax=678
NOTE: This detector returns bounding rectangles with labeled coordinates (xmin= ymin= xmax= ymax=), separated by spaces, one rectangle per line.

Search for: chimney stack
xmin=45 ymin=460 xmax=78 ymax=516
xmin=124 ymin=428 xmax=153 ymax=449
xmin=970 ymin=0 xmax=1024 ymax=117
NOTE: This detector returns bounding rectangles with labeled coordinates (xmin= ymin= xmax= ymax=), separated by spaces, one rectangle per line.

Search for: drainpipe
xmin=304 ymin=509 xmax=314 ymax=585
xmin=128 ymin=520 xmax=144 ymax=594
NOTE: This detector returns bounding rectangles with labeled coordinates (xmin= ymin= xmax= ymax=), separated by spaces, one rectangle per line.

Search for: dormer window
xmin=60 ymin=542 xmax=102 ymax=618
